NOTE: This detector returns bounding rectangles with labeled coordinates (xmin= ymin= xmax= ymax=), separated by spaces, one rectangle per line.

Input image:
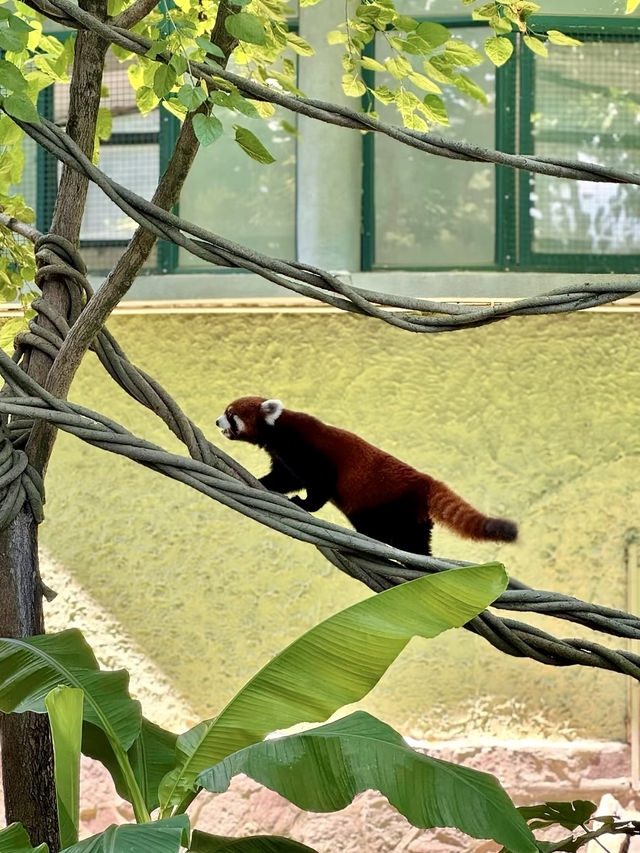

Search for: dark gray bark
xmin=0 ymin=507 xmax=59 ymax=850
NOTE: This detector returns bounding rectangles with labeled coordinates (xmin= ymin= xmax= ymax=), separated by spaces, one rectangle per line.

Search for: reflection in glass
xmin=373 ymin=26 xmax=495 ymax=268
xmin=179 ymin=108 xmax=296 ymax=267
xmin=529 ymin=40 xmax=640 ymax=256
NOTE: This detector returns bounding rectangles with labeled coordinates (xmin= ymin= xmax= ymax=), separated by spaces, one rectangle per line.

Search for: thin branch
xmin=112 ymin=0 xmax=159 ymax=29
xmin=0 ymin=213 xmax=41 ymax=243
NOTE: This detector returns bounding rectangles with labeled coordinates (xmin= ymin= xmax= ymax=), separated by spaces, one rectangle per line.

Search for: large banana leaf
xmin=45 ymin=686 xmax=83 ymax=849
xmin=0 ymin=630 xmax=141 ymax=750
xmin=59 ymin=816 xmax=189 ymax=853
xmin=0 ymin=629 xmax=149 ymax=821
xmin=0 ymin=823 xmax=47 ymax=853
xmin=198 ymin=711 xmax=536 ymax=853
xmin=160 ymin=563 xmax=507 ymax=809
xmin=190 ymin=831 xmax=318 ymax=852
xmin=82 ymin=717 xmax=178 ymax=812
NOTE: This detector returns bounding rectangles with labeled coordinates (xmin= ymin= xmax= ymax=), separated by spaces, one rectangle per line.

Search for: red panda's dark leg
xmin=260 ymin=459 xmax=305 ymax=494
xmin=350 ymin=504 xmax=433 ymax=556
xmin=291 ymin=489 xmax=331 ymax=513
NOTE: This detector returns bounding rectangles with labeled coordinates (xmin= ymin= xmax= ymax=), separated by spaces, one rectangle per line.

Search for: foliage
xmin=0 ymin=563 xmax=544 ymax=852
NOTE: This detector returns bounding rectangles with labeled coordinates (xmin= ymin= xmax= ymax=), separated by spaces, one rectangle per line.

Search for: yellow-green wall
xmin=39 ymin=310 xmax=640 ymax=742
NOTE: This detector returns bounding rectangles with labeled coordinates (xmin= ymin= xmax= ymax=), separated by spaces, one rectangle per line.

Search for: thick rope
xmin=1 ymin=327 xmax=640 ymax=678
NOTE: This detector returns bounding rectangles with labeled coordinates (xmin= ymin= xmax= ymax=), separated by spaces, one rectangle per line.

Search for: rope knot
xmin=0 ymin=426 xmax=44 ymax=529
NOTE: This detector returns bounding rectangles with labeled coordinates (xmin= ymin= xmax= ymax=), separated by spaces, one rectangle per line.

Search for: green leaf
xmin=285 ymin=32 xmax=314 ymax=56
xmin=178 ymin=83 xmax=207 ymax=111
xmin=190 ymin=831 xmax=318 ymax=852
xmin=153 ymin=64 xmax=177 ymax=98
xmin=224 ymin=13 xmax=266 ymax=46
xmin=413 ymin=20 xmax=450 ymax=49
xmin=46 ymin=687 xmax=83 ymax=850
xmin=95 ymin=107 xmax=112 ymax=141
xmin=233 ymin=125 xmax=275 ymax=163
xmin=546 ymin=30 xmax=582 ymax=46
xmin=192 ymin=113 xmax=223 ymax=146
xmin=408 ymin=71 xmax=441 ymax=93
xmin=0 ymin=59 xmax=28 ymax=91
xmin=0 ymin=26 xmax=27 ymax=51
xmin=60 ymin=816 xmax=190 ymax=853
xmin=523 ymin=34 xmax=548 ymax=57
xmin=0 ymin=630 xmax=142 ymax=751
xmin=393 ymin=14 xmax=417 ymax=31
xmin=0 ymin=316 xmax=27 ymax=355
xmin=169 ymin=54 xmax=187 ymax=76
xmin=360 ymin=55 xmax=386 ymax=72
xmin=484 ymin=35 xmax=513 ymax=66
xmin=3 ymin=93 xmax=40 ymax=123
xmin=443 ymin=39 xmax=483 ymax=66
xmin=452 ymin=73 xmax=488 ymax=104
xmin=420 ymin=93 xmax=448 ymax=125
xmin=518 ymin=801 xmax=597 ymax=831
xmin=423 ymin=56 xmax=457 ymax=84
xmin=135 ymin=85 xmax=159 ymax=115
xmin=83 ymin=718 xmax=178 ymax=813
xmin=0 ymin=823 xmax=47 ymax=853
xmin=385 ymin=55 xmax=412 ymax=80
xmin=8 ymin=14 xmax=34 ymax=34
xmin=159 ymin=564 xmax=507 ymax=809
xmin=341 ymin=73 xmax=366 ymax=97
xmin=628 ymin=0 xmax=640 ymax=11
xmin=195 ymin=36 xmax=225 ymax=58
xmin=198 ymin=712 xmax=536 ymax=853
xmin=371 ymin=85 xmax=394 ymax=104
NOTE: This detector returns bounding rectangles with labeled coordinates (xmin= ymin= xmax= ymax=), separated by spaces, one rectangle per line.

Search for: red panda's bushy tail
xmin=427 ymin=479 xmax=517 ymax=543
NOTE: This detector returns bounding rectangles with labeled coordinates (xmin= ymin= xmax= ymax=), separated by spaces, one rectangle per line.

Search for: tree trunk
xmin=0 ymin=2 xmax=107 ymax=845
xmin=0 ymin=507 xmax=59 ymax=850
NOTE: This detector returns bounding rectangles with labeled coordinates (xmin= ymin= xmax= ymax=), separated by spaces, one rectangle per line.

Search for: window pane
xmin=77 ymin=143 xmax=159 ymax=241
xmin=372 ymin=26 xmax=496 ymax=268
xmin=392 ymin=0 xmax=472 ymax=18
xmin=178 ymin=109 xmax=296 ymax=267
xmin=529 ymin=40 xmax=640 ymax=256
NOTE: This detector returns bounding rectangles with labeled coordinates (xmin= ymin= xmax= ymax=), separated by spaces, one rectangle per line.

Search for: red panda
xmin=216 ymin=397 xmax=517 ymax=556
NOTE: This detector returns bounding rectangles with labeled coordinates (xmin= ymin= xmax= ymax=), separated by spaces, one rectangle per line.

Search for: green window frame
xmin=363 ymin=14 xmax=640 ymax=273
xmin=514 ymin=15 xmax=640 ymax=272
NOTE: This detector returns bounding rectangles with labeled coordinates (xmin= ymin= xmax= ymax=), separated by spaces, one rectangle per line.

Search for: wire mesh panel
xmin=46 ymin=49 xmax=160 ymax=272
xmin=523 ymin=34 xmax=640 ymax=268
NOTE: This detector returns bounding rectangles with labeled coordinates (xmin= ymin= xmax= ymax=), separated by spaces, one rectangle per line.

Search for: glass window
xmin=392 ymin=0 xmax=473 ymax=19
xmin=524 ymin=37 xmax=640 ymax=261
xmin=178 ymin=105 xmax=296 ymax=268
xmin=369 ymin=25 xmax=496 ymax=268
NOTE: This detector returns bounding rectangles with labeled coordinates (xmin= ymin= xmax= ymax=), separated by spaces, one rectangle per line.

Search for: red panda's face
xmin=216 ymin=397 xmax=284 ymax=442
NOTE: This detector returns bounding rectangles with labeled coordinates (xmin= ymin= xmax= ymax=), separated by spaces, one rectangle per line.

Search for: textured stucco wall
xmin=38 ymin=310 xmax=640 ymax=743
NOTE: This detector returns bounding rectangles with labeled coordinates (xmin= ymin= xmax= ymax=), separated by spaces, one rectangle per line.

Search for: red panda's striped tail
xmin=427 ymin=479 xmax=517 ymax=543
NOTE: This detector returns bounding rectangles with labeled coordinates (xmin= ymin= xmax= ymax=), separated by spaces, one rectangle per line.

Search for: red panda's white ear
xmin=261 ymin=399 xmax=283 ymax=425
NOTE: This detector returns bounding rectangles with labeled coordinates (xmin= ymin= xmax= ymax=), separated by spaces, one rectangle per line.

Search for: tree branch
xmin=42 ymin=0 xmax=240 ymax=400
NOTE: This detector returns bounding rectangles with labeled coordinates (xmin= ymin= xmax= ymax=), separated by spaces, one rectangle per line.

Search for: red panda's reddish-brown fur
xmin=216 ymin=397 xmax=517 ymax=555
